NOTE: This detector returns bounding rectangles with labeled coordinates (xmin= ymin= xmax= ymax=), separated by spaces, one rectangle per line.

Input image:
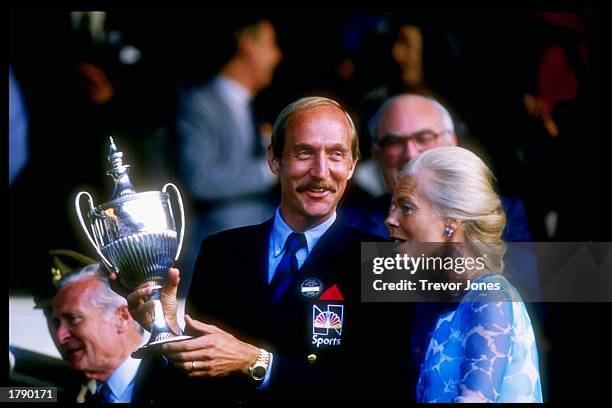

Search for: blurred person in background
xmin=176 ymin=12 xmax=283 ymax=285
xmin=9 ymin=64 xmax=29 ymax=187
xmin=343 ymin=93 xmax=532 ymax=244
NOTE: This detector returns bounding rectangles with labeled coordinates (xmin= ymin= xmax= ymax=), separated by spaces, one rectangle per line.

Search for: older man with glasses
xmin=342 ymin=93 xmax=531 ymax=243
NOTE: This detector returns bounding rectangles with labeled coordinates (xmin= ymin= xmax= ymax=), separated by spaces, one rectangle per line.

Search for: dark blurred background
xmin=9 ymin=4 xmax=611 ymax=402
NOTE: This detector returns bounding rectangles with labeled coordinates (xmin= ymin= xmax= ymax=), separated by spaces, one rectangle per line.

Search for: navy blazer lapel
xmin=131 ymin=357 xmax=158 ymax=403
xmin=300 ymin=218 xmax=351 ymax=277
xmin=272 ymin=219 xmax=353 ymax=305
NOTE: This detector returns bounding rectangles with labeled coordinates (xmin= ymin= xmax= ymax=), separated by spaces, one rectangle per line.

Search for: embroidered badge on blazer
xmin=312 ymin=303 xmax=344 ymax=348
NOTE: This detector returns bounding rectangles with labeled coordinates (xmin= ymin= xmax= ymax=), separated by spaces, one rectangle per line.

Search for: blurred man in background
xmin=344 ymin=93 xmax=532 ymax=243
xmin=176 ymin=14 xmax=283 ymax=283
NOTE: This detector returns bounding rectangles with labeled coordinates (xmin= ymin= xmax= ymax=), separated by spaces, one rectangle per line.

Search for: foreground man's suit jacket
xmin=177 ymin=218 xmax=417 ymax=403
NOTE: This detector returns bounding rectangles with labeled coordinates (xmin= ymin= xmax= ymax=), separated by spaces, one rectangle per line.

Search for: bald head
xmin=370 ymin=94 xmax=454 ymax=143
xmin=370 ymin=94 xmax=457 ymax=192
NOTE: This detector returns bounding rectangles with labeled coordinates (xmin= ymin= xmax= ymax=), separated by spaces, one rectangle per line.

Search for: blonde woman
xmin=385 ymin=146 xmax=542 ymax=402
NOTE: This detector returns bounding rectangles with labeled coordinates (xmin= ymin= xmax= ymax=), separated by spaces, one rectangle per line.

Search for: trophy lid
xmin=106 ymin=136 xmax=136 ymax=200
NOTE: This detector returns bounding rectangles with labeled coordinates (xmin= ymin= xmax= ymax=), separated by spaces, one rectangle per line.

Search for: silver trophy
xmin=75 ymin=137 xmax=190 ymax=358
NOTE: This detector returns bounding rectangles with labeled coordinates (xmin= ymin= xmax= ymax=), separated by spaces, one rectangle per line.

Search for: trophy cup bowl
xmin=75 ymin=138 xmax=190 ymax=358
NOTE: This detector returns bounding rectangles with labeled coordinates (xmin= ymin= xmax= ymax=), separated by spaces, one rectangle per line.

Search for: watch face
xmin=252 ymin=366 xmax=266 ymax=381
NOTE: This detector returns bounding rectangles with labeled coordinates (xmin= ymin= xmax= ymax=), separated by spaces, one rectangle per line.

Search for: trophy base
xmin=131 ymin=335 xmax=192 ymax=359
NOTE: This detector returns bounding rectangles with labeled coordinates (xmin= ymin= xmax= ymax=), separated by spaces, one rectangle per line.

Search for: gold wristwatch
xmin=248 ymin=348 xmax=271 ymax=384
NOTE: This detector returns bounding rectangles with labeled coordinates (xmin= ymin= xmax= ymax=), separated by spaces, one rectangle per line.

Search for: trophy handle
xmin=162 ymin=183 xmax=185 ymax=262
xmin=74 ymin=191 xmax=114 ymax=271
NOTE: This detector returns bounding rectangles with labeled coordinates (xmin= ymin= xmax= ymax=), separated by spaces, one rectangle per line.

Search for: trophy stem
xmin=131 ymin=286 xmax=191 ymax=359
xmin=148 ymin=288 xmax=173 ymax=335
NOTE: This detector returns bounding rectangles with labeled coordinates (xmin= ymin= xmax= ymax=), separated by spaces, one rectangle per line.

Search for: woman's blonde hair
xmin=400 ymin=146 xmax=507 ymax=273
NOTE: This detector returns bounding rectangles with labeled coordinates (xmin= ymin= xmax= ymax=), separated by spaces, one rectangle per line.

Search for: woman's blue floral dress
xmin=416 ymin=273 xmax=543 ymax=402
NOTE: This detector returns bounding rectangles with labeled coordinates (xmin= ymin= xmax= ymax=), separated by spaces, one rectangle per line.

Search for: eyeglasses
xmin=376 ymin=130 xmax=450 ymax=156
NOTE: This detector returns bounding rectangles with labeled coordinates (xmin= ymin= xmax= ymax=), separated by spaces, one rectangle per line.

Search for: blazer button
xmin=307 ymin=354 xmax=317 ymax=364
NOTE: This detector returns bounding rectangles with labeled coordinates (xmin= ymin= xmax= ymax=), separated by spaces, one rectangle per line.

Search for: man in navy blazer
xmin=126 ymin=96 xmax=414 ymax=403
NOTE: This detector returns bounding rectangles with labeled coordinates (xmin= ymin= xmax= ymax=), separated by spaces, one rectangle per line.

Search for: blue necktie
xmin=270 ymin=232 xmax=306 ymax=304
xmin=96 ymin=382 xmax=112 ymax=403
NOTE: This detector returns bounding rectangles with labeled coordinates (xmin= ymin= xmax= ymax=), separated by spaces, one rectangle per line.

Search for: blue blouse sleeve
xmin=454 ymin=300 xmax=513 ymax=402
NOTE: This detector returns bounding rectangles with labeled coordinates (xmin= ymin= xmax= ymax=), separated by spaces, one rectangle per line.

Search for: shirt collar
xmin=213 ymin=74 xmax=253 ymax=108
xmin=271 ymin=207 xmax=337 ymax=257
xmin=105 ymin=356 xmax=141 ymax=401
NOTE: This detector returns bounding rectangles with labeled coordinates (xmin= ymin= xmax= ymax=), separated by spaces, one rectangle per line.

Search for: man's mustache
xmin=296 ymin=180 xmax=337 ymax=193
